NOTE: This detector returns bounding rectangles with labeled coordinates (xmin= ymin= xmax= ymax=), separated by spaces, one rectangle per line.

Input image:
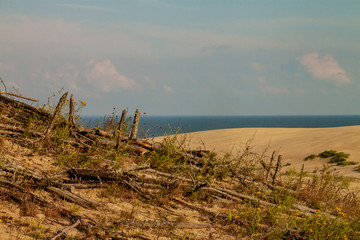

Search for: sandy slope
xmin=161 ymin=126 xmax=360 ymax=180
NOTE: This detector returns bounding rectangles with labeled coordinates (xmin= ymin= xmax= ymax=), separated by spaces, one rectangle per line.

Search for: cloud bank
xmin=85 ymin=59 xmax=136 ymax=92
xmin=300 ymin=52 xmax=350 ymax=84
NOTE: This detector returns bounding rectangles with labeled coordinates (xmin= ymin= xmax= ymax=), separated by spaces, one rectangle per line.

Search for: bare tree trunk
xmin=272 ymin=155 xmax=282 ymax=185
xmin=44 ymin=92 xmax=68 ymax=141
xmin=118 ymin=109 xmax=127 ymax=134
xmin=116 ymin=109 xmax=127 ymax=150
xmin=266 ymin=151 xmax=276 ymax=181
xmin=69 ymin=94 xmax=76 ymax=129
xmin=129 ymin=109 xmax=140 ymax=139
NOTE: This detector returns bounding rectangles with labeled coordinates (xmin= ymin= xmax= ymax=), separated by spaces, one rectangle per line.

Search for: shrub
xmin=304 ymin=154 xmax=317 ymax=161
xmin=318 ymin=150 xmax=337 ymax=158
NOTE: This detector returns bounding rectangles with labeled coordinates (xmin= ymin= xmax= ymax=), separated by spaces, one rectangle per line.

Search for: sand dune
xmin=162 ymin=126 xmax=360 ymax=180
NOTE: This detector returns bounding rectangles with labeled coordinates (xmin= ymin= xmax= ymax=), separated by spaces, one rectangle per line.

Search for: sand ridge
xmin=173 ymin=125 xmax=360 ymax=180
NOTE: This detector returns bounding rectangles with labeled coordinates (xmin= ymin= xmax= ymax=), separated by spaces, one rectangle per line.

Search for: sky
xmin=1 ymin=0 xmax=360 ymax=116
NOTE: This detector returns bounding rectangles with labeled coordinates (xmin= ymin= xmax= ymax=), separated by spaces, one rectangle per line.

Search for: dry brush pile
xmin=0 ymin=90 xmax=360 ymax=240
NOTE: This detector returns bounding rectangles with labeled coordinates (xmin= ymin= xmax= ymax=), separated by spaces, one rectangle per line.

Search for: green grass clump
xmin=318 ymin=150 xmax=337 ymax=158
xmin=329 ymin=152 xmax=350 ymax=165
xmin=306 ymin=150 xmax=356 ymax=166
xmin=304 ymin=154 xmax=317 ymax=161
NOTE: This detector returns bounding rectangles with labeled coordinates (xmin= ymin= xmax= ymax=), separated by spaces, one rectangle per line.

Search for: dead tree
xmin=129 ymin=109 xmax=140 ymax=139
xmin=69 ymin=94 xmax=76 ymax=129
xmin=272 ymin=155 xmax=283 ymax=185
xmin=116 ymin=109 xmax=127 ymax=150
xmin=44 ymin=92 xmax=68 ymax=141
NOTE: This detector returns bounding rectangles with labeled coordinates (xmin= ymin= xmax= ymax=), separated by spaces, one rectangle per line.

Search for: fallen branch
xmin=51 ymin=219 xmax=81 ymax=240
xmin=0 ymin=123 xmax=44 ymax=137
xmin=0 ymin=94 xmax=51 ymax=119
xmin=68 ymin=163 xmax=150 ymax=180
xmin=0 ymin=91 xmax=39 ymax=102
xmin=47 ymin=186 xmax=96 ymax=209
xmin=116 ymin=220 xmax=213 ymax=229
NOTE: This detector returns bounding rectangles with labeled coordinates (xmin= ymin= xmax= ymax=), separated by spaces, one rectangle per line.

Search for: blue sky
xmin=1 ymin=0 xmax=359 ymax=115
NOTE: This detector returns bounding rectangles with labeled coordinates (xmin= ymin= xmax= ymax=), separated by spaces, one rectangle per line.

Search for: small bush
xmin=329 ymin=152 xmax=349 ymax=165
xmin=318 ymin=150 xmax=337 ymax=158
xmin=304 ymin=154 xmax=317 ymax=161
xmin=316 ymin=150 xmax=356 ymax=166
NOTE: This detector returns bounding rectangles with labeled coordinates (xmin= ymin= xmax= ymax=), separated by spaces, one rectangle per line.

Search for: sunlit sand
xmin=156 ymin=126 xmax=360 ymax=182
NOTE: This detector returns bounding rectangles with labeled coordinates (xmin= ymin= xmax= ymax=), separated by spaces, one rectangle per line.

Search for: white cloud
xmin=32 ymin=65 xmax=80 ymax=90
xmin=85 ymin=59 xmax=136 ymax=92
xmin=163 ymin=85 xmax=174 ymax=92
xmin=300 ymin=52 xmax=350 ymax=84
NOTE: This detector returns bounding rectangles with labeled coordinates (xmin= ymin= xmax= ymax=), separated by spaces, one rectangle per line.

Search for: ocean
xmin=80 ymin=115 xmax=360 ymax=138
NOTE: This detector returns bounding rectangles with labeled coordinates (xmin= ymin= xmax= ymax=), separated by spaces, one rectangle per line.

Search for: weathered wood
xmin=144 ymin=169 xmax=201 ymax=184
xmin=51 ymin=219 xmax=81 ymax=240
xmin=68 ymin=163 xmax=150 ymax=180
xmin=116 ymin=109 xmax=127 ymax=150
xmin=69 ymin=94 xmax=76 ymax=128
xmin=266 ymin=151 xmax=276 ymax=181
xmin=272 ymin=155 xmax=282 ymax=185
xmin=47 ymin=186 xmax=96 ymax=209
xmin=44 ymin=92 xmax=68 ymax=140
xmin=76 ymin=125 xmax=93 ymax=134
xmin=0 ymin=94 xmax=51 ymax=119
xmin=0 ymin=178 xmax=50 ymax=206
xmin=1 ymin=161 xmax=70 ymax=190
xmin=116 ymin=220 xmax=213 ymax=229
xmin=118 ymin=109 xmax=127 ymax=134
xmin=129 ymin=109 xmax=140 ymax=139
xmin=209 ymin=187 xmax=273 ymax=207
xmin=0 ymin=115 xmax=23 ymax=125
xmin=0 ymin=91 xmax=39 ymax=102
xmin=94 ymin=128 xmax=113 ymax=138
xmin=0 ymin=123 xmax=44 ymax=137
xmin=98 ymin=138 xmax=149 ymax=154
xmin=172 ymin=197 xmax=231 ymax=223
xmin=1 ymin=161 xmax=43 ymax=181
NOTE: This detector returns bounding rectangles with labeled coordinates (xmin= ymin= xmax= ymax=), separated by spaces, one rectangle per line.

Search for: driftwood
xmin=129 ymin=109 xmax=140 ymax=139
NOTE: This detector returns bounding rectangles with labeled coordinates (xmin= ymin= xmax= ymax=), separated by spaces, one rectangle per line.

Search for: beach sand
xmin=155 ymin=125 xmax=360 ymax=181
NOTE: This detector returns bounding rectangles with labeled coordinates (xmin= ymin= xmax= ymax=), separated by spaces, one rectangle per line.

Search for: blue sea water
xmin=81 ymin=115 xmax=360 ymax=138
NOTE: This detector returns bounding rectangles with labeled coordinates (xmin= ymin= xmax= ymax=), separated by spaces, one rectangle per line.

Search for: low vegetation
xmin=0 ymin=88 xmax=360 ymax=239
xmin=305 ymin=150 xmax=357 ymax=166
